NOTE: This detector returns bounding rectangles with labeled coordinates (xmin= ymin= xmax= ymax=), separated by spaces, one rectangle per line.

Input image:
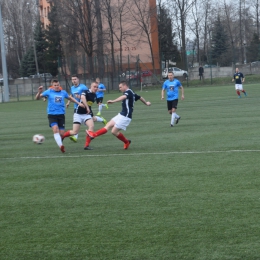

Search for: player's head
xmin=119 ymin=81 xmax=129 ymax=92
xmin=168 ymin=72 xmax=174 ymax=80
xmin=71 ymin=74 xmax=80 ymax=86
xmin=95 ymin=77 xmax=100 ymax=83
xmin=90 ymin=81 xmax=98 ymax=93
xmin=52 ymin=79 xmax=60 ymax=91
xmin=51 ymin=78 xmax=59 ymax=85
xmin=235 ymin=68 xmax=239 ymax=73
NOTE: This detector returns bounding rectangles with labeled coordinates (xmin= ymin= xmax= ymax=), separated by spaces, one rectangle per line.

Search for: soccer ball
xmin=32 ymin=134 xmax=45 ymax=144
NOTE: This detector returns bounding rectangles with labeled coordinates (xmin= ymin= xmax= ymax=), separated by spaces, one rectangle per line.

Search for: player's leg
xmin=241 ymin=85 xmax=247 ymax=96
xmin=63 ymin=123 xmax=80 ymax=140
xmin=63 ymin=112 xmax=81 ymax=141
xmin=84 ymin=118 xmax=95 ymax=150
xmin=86 ymin=117 xmax=115 ymax=139
xmin=96 ymin=98 xmax=102 ymax=116
xmin=48 ymin=115 xmax=65 ymax=152
xmin=93 ymin=115 xmax=107 ymax=125
xmin=111 ymin=115 xmax=131 ymax=149
xmin=170 ymin=100 xmax=179 ymax=127
xmin=235 ymin=84 xmax=241 ymax=98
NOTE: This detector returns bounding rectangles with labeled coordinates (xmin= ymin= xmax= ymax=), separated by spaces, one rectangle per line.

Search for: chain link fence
xmin=2 ymin=58 xmax=260 ymax=102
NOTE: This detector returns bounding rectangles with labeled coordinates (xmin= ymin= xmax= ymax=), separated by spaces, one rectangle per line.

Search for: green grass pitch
xmin=0 ymin=83 xmax=260 ymax=259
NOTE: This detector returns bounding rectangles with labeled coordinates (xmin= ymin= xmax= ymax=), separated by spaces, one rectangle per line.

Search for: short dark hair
xmin=51 ymin=78 xmax=58 ymax=83
xmin=71 ymin=74 xmax=78 ymax=78
xmin=119 ymin=80 xmax=128 ymax=86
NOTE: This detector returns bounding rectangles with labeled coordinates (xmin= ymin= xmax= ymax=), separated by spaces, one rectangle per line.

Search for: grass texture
xmin=0 ymin=83 xmax=260 ymax=259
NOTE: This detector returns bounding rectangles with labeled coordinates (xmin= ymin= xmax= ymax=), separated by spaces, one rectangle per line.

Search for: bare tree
xmin=112 ymin=0 xmax=130 ymax=72
xmin=187 ymin=0 xmax=207 ymax=63
xmin=167 ymin=0 xmax=195 ymax=70
xmin=252 ymin=0 xmax=260 ymax=36
xmin=1 ymin=0 xmax=36 ymax=77
xmin=100 ymin=0 xmax=116 ymax=75
xmin=128 ymin=0 xmax=158 ymax=72
xmin=94 ymin=0 xmax=105 ymax=76
xmin=57 ymin=0 xmax=96 ymax=76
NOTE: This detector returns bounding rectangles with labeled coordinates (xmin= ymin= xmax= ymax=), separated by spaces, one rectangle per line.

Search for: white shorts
xmin=111 ymin=113 xmax=131 ymax=131
xmin=73 ymin=113 xmax=92 ymax=124
xmin=235 ymin=84 xmax=243 ymax=90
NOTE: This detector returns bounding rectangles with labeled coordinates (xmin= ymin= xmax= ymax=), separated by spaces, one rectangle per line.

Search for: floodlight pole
xmin=0 ymin=1 xmax=9 ymax=102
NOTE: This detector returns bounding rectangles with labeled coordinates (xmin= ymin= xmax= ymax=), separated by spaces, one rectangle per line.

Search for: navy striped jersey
xmin=76 ymin=90 xmax=97 ymax=115
xmin=233 ymin=72 xmax=244 ymax=84
xmin=120 ymin=89 xmax=141 ymax=119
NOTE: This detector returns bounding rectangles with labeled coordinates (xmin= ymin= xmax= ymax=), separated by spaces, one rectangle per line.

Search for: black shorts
xmin=167 ymin=99 xmax=178 ymax=110
xmin=96 ymin=97 xmax=103 ymax=104
xmin=48 ymin=114 xmax=65 ymax=129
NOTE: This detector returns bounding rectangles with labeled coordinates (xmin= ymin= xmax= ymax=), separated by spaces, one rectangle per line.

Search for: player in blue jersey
xmin=96 ymin=77 xmax=108 ymax=116
xmin=161 ymin=71 xmax=184 ymax=127
xmin=86 ymin=81 xmax=151 ymax=150
xmin=66 ymin=74 xmax=88 ymax=142
xmin=35 ymin=79 xmax=84 ymax=153
xmin=62 ymin=81 xmax=107 ymax=150
xmin=232 ymin=68 xmax=247 ymax=98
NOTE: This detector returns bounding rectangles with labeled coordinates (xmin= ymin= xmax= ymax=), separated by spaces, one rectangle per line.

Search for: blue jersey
xmin=96 ymin=83 xmax=106 ymax=98
xmin=162 ymin=79 xmax=182 ymax=101
xmin=120 ymin=89 xmax=141 ymax=119
xmin=233 ymin=72 xmax=244 ymax=84
xmin=70 ymin=84 xmax=88 ymax=109
xmin=42 ymin=89 xmax=69 ymax=115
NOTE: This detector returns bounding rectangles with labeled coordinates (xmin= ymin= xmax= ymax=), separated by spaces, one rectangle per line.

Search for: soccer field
xmin=1 ymin=84 xmax=260 ymax=259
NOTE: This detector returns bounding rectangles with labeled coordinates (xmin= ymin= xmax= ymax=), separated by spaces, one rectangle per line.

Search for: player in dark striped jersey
xmin=62 ymin=81 xmax=107 ymax=150
xmin=87 ymin=81 xmax=151 ymax=150
xmin=232 ymin=68 xmax=247 ymax=98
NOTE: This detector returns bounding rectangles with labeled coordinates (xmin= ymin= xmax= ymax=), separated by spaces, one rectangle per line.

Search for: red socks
xmin=85 ymin=135 xmax=91 ymax=147
xmin=116 ymin=132 xmax=128 ymax=143
xmin=95 ymin=128 xmax=108 ymax=137
xmin=62 ymin=130 xmax=71 ymax=139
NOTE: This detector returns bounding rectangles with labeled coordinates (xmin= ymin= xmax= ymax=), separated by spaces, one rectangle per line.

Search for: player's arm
xmin=80 ymin=94 xmax=90 ymax=113
xmin=161 ymin=83 xmax=166 ymax=100
xmin=66 ymin=97 xmax=71 ymax=108
xmin=180 ymin=85 xmax=184 ymax=100
xmin=242 ymin=76 xmax=245 ymax=83
xmin=107 ymin=95 xmax=126 ymax=104
xmin=68 ymin=95 xmax=84 ymax=108
xmin=140 ymin=96 xmax=151 ymax=106
xmin=35 ymin=86 xmax=44 ymax=100
xmin=161 ymin=88 xmax=165 ymax=100
xmin=66 ymin=88 xmax=72 ymax=107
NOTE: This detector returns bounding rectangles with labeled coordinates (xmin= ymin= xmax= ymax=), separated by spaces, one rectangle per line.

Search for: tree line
xmin=1 ymin=0 xmax=260 ymax=79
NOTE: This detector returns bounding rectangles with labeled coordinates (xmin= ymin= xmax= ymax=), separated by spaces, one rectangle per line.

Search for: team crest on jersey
xmin=170 ymin=85 xmax=174 ymax=90
xmin=55 ymin=96 xmax=62 ymax=103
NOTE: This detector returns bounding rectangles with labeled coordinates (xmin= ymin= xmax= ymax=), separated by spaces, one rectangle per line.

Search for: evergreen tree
xmin=34 ymin=20 xmax=48 ymax=74
xmin=247 ymin=33 xmax=260 ymax=62
xmin=45 ymin=5 xmax=63 ymax=76
xmin=211 ymin=16 xmax=229 ymax=66
xmin=158 ymin=6 xmax=180 ymax=65
xmin=19 ymin=47 xmax=37 ymax=77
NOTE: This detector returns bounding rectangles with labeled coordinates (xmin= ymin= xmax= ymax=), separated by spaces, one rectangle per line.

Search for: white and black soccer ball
xmin=32 ymin=134 xmax=45 ymax=144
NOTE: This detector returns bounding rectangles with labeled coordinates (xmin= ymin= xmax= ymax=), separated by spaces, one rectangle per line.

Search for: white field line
xmin=1 ymin=149 xmax=260 ymax=160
